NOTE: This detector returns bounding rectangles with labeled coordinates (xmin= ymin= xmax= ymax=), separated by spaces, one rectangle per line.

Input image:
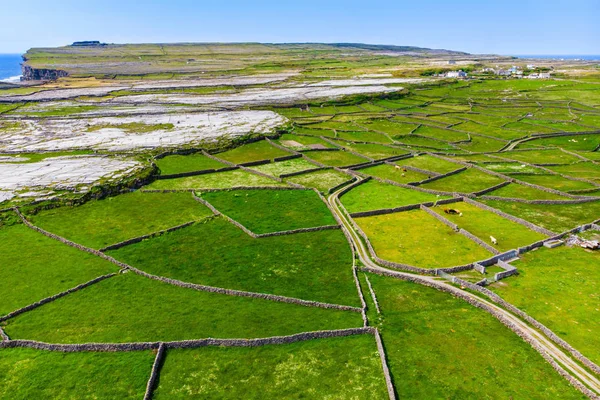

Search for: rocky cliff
xmin=21 ymin=64 xmax=69 ymax=81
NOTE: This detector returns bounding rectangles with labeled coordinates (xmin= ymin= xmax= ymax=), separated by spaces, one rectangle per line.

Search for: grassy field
xmin=368 ymin=273 xmax=586 ymax=399
xmin=420 ymin=168 xmax=506 ymax=193
xmin=215 ymin=141 xmax=291 ymax=164
xmin=248 ymin=158 xmax=317 ymax=177
xmin=485 ymin=183 xmax=570 ymax=200
xmin=482 ymin=200 xmax=600 ymax=233
xmin=395 ymin=154 xmax=462 ymax=174
xmin=155 ymin=153 xmax=227 ymax=175
xmin=514 ymin=174 xmax=597 ymax=192
xmin=108 ymin=217 xmax=358 ymax=306
xmin=200 ymin=189 xmax=337 ymax=233
xmin=154 ymin=335 xmax=388 ymax=399
xmin=0 ymin=224 xmax=117 ymax=316
xmin=0 ymin=348 xmax=154 ymax=400
xmin=144 ymin=169 xmax=287 ymax=190
xmin=341 ymin=180 xmax=450 ymax=213
xmin=360 ymin=163 xmax=430 ymax=184
xmin=29 ymin=191 xmax=213 ymax=249
xmin=430 ymin=202 xmax=548 ymax=251
xmin=340 ymin=142 xmax=409 ymax=159
xmin=491 ymin=246 xmax=600 ymax=366
xmin=275 ymin=133 xmax=337 ymax=150
xmin=3 ymin=272 xmax=362 ymax=343
xmin=547 ymin=162 xmax=600 ymax=181
xmin=284 ymin=169 xmax=352 ymax=192
xmin=355 ymin=209 xmax=491 ymax=268
xmin=502 ymin=149 xmax=583 ymax=165
xmin=302 ymin=150 xmax=370 ymax=167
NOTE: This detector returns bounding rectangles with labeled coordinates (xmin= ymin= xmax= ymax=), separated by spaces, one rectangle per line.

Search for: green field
xmin=0 ymin=224 xmax=117 ymax=316
xmin=485 ymin=183 xmax=570 ymax=200
xmin=303 ymin=149 xmax=370 ymax=167
xmin=395 ymin=154 xmax=462 ymax=174
xmin=3 ymin=272 xmax=361 ymax=343
xmin=420 ymin=168 xmax=506 ymax=193
xmin=145 ymin=169 xmax=288 ymax=190
xmin=29 ymin=191 xmax=213 ymax=249
xmin=155 ymin=153 xmax=227 ymax=175
xmin=213 ymin=140 xmax=291 ymax=164
xmin=200 ymin=189 xmax=337 ymax=233
xmin=341 ymin=180 xmax=450 ymax=213
xmin=285 ymin=168 xmax=352 ymax=192
xmin=491 ymin=246 xmax=600 ymax=366
xmin=430 ymin=202 xmax=548 ymax=251
xmin=368 ymin=274 xmax=586 ymax=399
xmin=0 ymin=348 xmax=154 ymax=400
xmin=355 ymin=209 xmax=491 ymax=268
xmin=248 ymin=158 xmax=318 ymax=177
xmin=514 ymin=174 xmax=597 ymax=192
xmin=360 ymin=163 xmax=430 ymax=184
xmin=108 ymin=217 xmax=358 ymax=306
xmin=154 ymin=335 xmax=388 ymax=399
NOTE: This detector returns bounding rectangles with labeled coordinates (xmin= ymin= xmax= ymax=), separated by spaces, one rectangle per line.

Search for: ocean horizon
xmin=0 ymin=54 xmax=23 ymax=82
xmin=514 ymin=54 xmax=600 ymax=61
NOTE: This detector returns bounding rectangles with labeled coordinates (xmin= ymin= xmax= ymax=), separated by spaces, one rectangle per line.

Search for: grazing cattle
xmin=490 ymin=236 xmax=498 ymax=245
xmin=444 ymin=208 xmax=462 ymax=216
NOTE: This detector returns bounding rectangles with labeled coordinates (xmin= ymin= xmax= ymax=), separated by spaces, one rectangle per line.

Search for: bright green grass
xmin=457 ymin=135 xmax=508 ymax=153
xmin=485 ymin=183 xmax=570 ymax=200
xmin=303 ymin=150 xmax=370 ymax=167
xmin=144 ymin=169 xmax=287 ymax=190
xmin=430 ymin=202 xmax=547 ymax=251
xmin=0 ymin=348 xmax=154 ymax=400
xmin=201 ymin=189 xmax=336 ymax=233
xmin=368 ymin=274 xmax=586 ymax=399
xmin=502 ymin=149 xmax=583 ymax=164
xmin=337 ymin=130 xmax=394 ymax=144
xmin=395 ymin=154 xmax=462 ymax=174
xmin=413 ymin=125 xmax=469 ymax=142
xmin=108 ymin=218 xmax=357 ymax=306
xmin=341 ymin=180 xmax=450 ymax=213
xmin=359 ymin=118 xmax=417 ymax=135
xmin=3 ymin=272 xmax=361 ymax=343
xmin=516 ymin=134 xmax=600 ymax=151
xmin=285 ymin=169 xmax=352 ymax=192
xmin=481 ymin=200 xmax=600 ymax=233
xmin=491 ymin=246 xmax=600 ymax=366
xmin=155 ymin=153 xmax=226 ymax=175
xmin=341 ymin=142 xmax=409 ymax=159
xmin=249 ymin=158 xmax=317 ymax=177
xmin=29 ymin=192 xmax=213 ymax=249
xmin=292 ymin=126 xmax=337 ymax=138
xmin=153 ymin=335 xmax=387 ymax=399
xmin=394 ymin=135 xmax=456 ymax=150
xmin=547 ymin=162 xmax=600 ymax=181
xmin=360 ymin=163 xmax=430 ymax=184
xmin=420 ymin=168 xmax=506 ymax=193
xmin=514 ymin=174 xmax=597 ymax=192
xmin=355 ymin=210 xmax=491 ymax=269
xmin=214 ymin=141 xmax=291 ymax=164
xmin=0 ymin=224 xmax=117 ymax=316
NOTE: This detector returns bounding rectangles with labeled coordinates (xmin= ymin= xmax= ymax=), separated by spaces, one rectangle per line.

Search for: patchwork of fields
xmin=1 ymin=43 xmax=600 ymax=399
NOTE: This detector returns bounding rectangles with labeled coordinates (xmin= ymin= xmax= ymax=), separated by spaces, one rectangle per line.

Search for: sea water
xmin=0 ymin=54 xmax=23 ymax=82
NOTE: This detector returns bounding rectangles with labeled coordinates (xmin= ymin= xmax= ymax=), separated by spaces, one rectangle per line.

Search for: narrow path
xmin=327 ymin=179 xmax=600 ymax=398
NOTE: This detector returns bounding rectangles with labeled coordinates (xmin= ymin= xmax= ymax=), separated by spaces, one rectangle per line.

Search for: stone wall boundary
xmin=254 ymin=224 xmax=341 ymax=238
xmin=336 ymin=176 xmax=372 ymax=197
xmin=353 ymin=267 xmax=369 ymax=327
xmin=388 ymin=163 xmax=441 ymax=177
xmin=472 ymin=181 xmax=511 ymax=196
xmin=156 ymin=166 xmax=239 ymax=180
xmin=374 ymin=328 xmax=397 ymax=400
xmin=364 ymin=275 xmax=381 ymax=314
xmin=328 ymin=176 xmax=358 ymax=194
xmin=462 ymin=197 xmax=556 ymax=236
xmin=279 ymin=166 xmax=327 ymax=178
xmin=201 ymin=150 xmax=237 ymax=167
xmin=0 ymin=328 xmax=375 ymax=353
xmin=361 ymin=266 xmax=600 ymax=396
xmin=239 ymin=159 xmax=273 ymax=167
xmin=458 ymin=228 xmax=500 ymax=255
xmin=478 ymin=195 xmax=600 ymax=204
xmin=420 ymin=204 xmax=459 ymax=231
xmin=99 ymin=220 xmax=198 ymax=252
xmin=143 ymin=342 xmax=165 ymax=400
xmin=274 ymin=154 xmax=303 ymax=162
xmin=0 ymin=326 xmax=10 ymax=341
xmin=0 ymin=273 xmax=116 ymax=323
xmin=126 ymin=265 xmax=361 ymax=313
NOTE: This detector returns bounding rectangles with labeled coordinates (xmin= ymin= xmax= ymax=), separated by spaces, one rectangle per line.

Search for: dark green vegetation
xmin=200 ymin=189 xmax=337 ymax=233
xmin=3 ymin=272 xmax=361 ymax=343
xmin=108 ymin=217 xmax=358 ymax=306
xmin=0 ymin=224 xmax=116 ymax=316
xmin=154 ymin=335 xmax=388 ymax=399
xmin=341 ymin=180 xmax=450 ymax=213
xmin=491 ymin=247 xmax=600 ymax=366
xmin=29 ymin=192 xmax=213 ymax=249
xmin=368 ymin=274 xmax=586 ymax=399
xmin=0 ymin=348 xmax=154 ymax=400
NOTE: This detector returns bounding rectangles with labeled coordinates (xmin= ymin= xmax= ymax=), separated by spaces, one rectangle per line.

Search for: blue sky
xmin=2 ymin=0 xmax=599 ymax=55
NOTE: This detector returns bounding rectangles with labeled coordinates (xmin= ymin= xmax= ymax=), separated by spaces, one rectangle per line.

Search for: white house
xmin=446 ymin=70 xmax=467 ymax=78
